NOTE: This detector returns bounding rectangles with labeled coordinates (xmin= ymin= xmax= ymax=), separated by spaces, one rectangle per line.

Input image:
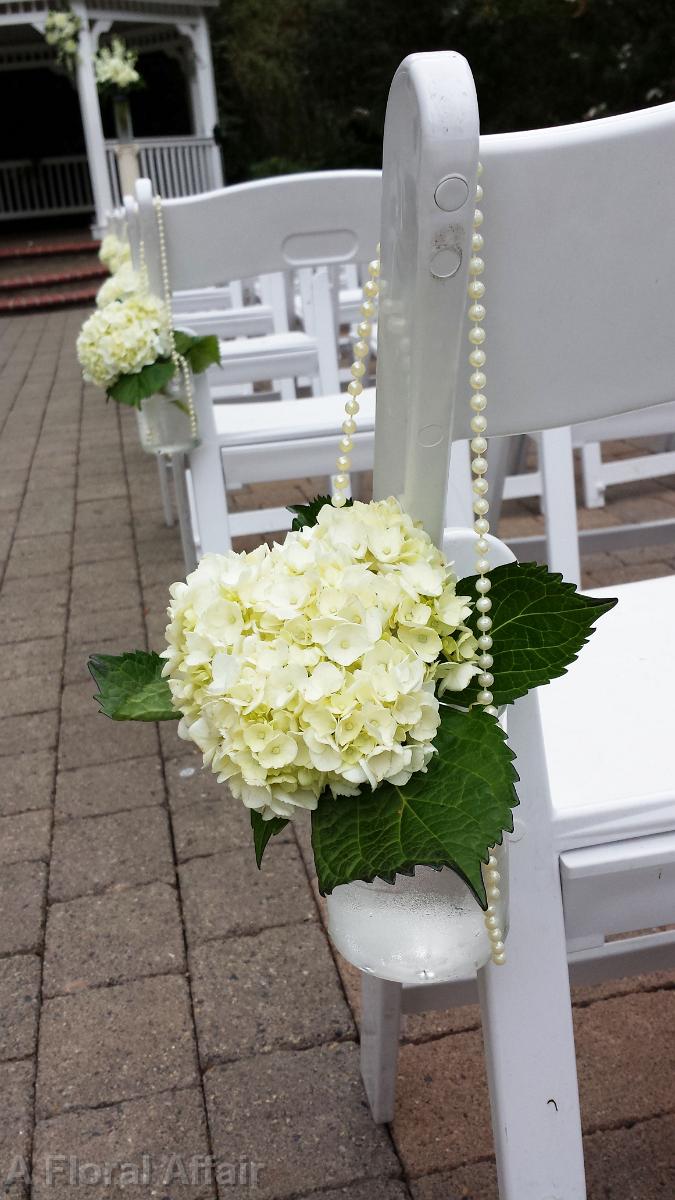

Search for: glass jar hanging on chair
xmin=326 ymin=842 xmax=509 ymax=984
xmin=136 ymin=377 xmax=200 ymax=456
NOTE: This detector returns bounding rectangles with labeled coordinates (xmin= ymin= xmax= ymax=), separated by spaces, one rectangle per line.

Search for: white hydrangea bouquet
xmin=98 ymin=233 xmax=132 ymax=275
xmin=89 ymin=492 xmax=615 ymax=905
xmin=94 ymin=37 xmax=141 ymax=95
xmin=76 ymin=288 xmax=220 ymax=408
xmin=44 ymin=7 xmax=81 ymax=74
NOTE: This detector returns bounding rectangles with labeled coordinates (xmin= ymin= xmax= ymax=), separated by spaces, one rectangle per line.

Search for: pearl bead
xmin=485 ymin=915 xmax=499 ymax=929
xmin=469 ymin=349 xmax=486 ymax=368
xmin=485 ymin=903 xmax=496 ymax=916
xmin=487 ymin=884 xmax=500 ymax=900
xmin=475 ymin=559 xmax=490 ymax=576
xmin=342 ymin=418 xmax=356 ymax=435
xmin=469 ymin=325 xmax=486 ymax=345
xmin=470 ymin=417 xmax=487 ymax=438
xmin=473 ymin=478 xmax=489 ymax=496
xmin=356 ymin=321 xmax=371 ymax=338
xmin=476 ymin=537 xmax=489 ymax=554
xmin=477 ymin=634 xmax=493 ymax=650
xmin=477 ymin=161 xmax=483 ymax=176
xmin=332 ymin=493 xmax=347 ymax=508
xmin=470 ymin=393 xmax=487 ymax=412
xmin=478 ymin=653 xmax=493 ymax=669
xmin=368 ymin=259 xmax=380 ymax=277
xmin=468 ymin=303 xmax=485 ymax=323
xmin=468 ymin=280 xmax=485 ymax=300
xmin=484 ymin=705 xmax=499 ymax=717
xmin=473 ymin=208 xmax=484 ymax=227
xmin=471 ymin=437 xmax=487 ymax=455
xmin=479 ymin=673 xmax=495 ymax=691
xmin=347 ymin=380 xmax=363 ymax=397
xmin=472 ymin=455 xmax=488 ymax=474
xmin=488 ymin=926 xmax=503 ymax=942
xmin=472 ymin=232 xmax=484 ymax=253
xmin=339 ymin=436 xmax=353 ymax=453
xmin=491 ymin=941 xmax=505 ymax=956
xmin=470 ymin=370 xmax=486 ymax=390
xmin=351 ymin=360 xmax=366 ymax=378
xmin=345 ymin=400 xmax=360 ymax=418
xmin=364 ymin=279 xmax=379 ymax=299
xmin=337 ymin=455 xmax=350 ymax=471
xmin=473 ymin=498 xmax=489 ymax=516
xmin=476 ymin=596 xmax=492 ymax=612
xmin=353 ymin=340 xmax=369 ymax=359
xmin=360 ymin=300 xmax=376 ymax=319
xmin=334 ymin=474 xmax=349 ymax=489
xmin=475 ymin=576 xmax=491 ymax=594
xmin=475 ymin=182 xmax=483 ymax=199
xmin=477 ymin=615 xmax=492 ymax=632
xmin=493 ymin=952 xmax=506 ymax=965
xmin=469 ymin=256 xmax=484 ymax=275
xmin=474 ymin=517 xmax=490 ymax=535
xmin=478 ymin=690 xmax=494 ymax=706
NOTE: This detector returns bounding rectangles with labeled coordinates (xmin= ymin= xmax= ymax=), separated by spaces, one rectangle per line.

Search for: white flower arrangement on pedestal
xmin=94 ymin=37 xmax=141 ymax=95
xmin=44 ymin=8 xmax=81 ymax=74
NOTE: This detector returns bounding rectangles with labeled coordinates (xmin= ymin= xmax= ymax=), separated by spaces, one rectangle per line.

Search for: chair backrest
xmin=133 ymin=171 xmax=382 ymax=299
xmin=374 ymin=51 xmax=675 ymax=544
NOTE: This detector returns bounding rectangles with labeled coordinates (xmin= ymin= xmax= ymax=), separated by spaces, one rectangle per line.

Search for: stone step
xmin=0 ymin=263 xmax=107 ymax=292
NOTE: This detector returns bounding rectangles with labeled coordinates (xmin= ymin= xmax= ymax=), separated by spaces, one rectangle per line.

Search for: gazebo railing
xmin=105 ymin=135 xmax=221 ymax=206
xmin=0 ymin=155 xmax=92 ymax=220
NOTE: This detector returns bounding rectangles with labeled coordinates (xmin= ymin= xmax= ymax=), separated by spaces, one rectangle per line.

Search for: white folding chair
xmin=132 ymin=170 xmax=381 ymax=557
xmin=361 ymin=51 xmax=675 ymax=1200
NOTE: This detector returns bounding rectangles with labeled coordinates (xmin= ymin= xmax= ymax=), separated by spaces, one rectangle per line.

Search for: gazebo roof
xmin=0 ymin=0 xmax=217 ymax=26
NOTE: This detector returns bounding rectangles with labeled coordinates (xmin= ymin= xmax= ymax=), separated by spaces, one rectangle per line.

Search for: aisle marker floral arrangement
xmin=44 ymin=7 xmax=81 ymax=74
xmin=89 ymin=495 xmax=615 ymax=905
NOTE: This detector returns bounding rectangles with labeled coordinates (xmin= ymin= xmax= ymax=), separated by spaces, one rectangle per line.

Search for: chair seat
xmin=213 ymin=386 xmax=376 ymax=447
xmin=213 ymin=331 xmax=319 ymax=386
xmin=538 ymin=573 xmax=675 ymax=848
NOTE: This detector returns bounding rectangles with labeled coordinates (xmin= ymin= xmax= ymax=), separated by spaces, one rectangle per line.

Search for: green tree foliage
xmin=208 ymin=0 xmax=674 ymax=180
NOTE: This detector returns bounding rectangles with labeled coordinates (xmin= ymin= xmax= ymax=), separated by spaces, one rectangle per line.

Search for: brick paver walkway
xmin=1 ymin=309 xmax=673 ymax=1199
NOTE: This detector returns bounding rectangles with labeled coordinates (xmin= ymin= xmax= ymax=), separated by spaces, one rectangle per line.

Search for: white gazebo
xmin=0 ymin=0 xmax=223 ymax=232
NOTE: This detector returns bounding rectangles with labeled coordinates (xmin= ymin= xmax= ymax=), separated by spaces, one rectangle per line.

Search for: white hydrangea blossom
xmin=162 ymin=498 xmax=480 ymax=820
xmin=76 ymin=293 xmax=171 ymax=389
xmin=98 ymin=233 xmax=132 ymax=274
xmin=95 ymin=262 xmax=139 ymax=308
xmin=94 ymin=38 xmax=140 ymax=91
xmin=44 ymin=9 xmax=81 ymax=66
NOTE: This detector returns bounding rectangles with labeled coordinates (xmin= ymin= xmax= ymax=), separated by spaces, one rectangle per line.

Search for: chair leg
xmin=540 ymin=426 xmax=582 ymax=587
xmin=580 ymin=441 xmax=605 ymax=509
xmin=171 ymin=454 xmax=198 ymax=574
xmin=188 ymin=441 xmax=232 ymax=557
xmin=360 ymin=974 xmax=403 ymax=1124
xmin=478 ymin=690 xmax=586 ymax=1200
xmin=156 ymin=454 xmax=174 ymax=527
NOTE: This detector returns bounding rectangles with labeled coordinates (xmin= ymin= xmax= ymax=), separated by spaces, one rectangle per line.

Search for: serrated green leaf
xmin=311 ymin=706 xmax=518 ymax=907
xmin=287 ymin=494 xmax=353 ymax=530
xmin=173 ymin=330 xmax=221 ymax=374
xmin=88 ymin=651 xmax=178 ymax=721
xmin=456 ymin=561 xmax=617 ymax=707
xmin=107 ymin=359 xmax=175 ymax=408
xmin=251 ymin=811 xmax=289 ymax=868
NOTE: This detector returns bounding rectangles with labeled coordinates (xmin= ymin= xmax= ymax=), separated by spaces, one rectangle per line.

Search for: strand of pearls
xmin=154 ymin=194 xmax=198 ymax=441
xmin=468 ymin=165 xmax=506 ymax=966
xmin=332 ymin=248 xmax=380 ymax=506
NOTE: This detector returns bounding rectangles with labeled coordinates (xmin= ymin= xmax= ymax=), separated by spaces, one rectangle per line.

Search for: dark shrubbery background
xmin=209 ymin=0 xmax=674 ymax=180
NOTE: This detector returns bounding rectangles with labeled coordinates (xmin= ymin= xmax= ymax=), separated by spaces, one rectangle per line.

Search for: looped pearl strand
xmin=153 ymin=195 xmax=198 ymax=441
xmin=332 ymin=250 xmax=380 ymax=506
xmin=469 ymin=164 xmax=506 ymax=966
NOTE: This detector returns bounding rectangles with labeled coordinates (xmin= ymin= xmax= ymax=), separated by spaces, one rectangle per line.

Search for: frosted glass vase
xmin=326 ymin=842 xmax=509 ymax=984
xmin=136 ymin=386 xmax=199 ymax=456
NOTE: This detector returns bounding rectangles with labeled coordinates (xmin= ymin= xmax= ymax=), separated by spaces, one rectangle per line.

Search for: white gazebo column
xmin=72 ymin=3 xmax=113 ymax=233
xmin=182 ymin=15 xmax=224 ymax=186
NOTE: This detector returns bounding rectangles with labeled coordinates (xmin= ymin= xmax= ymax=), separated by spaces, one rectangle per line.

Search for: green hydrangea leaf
xmin=174 ymin=330 xmax=222 ymax=374
xmin=287 ymin=494 xmax=353 ymax=530
xmin=251 ymin=811 xmax=290 ymax=868
xmin=88 ymin=651 xmax=178 ymax=721
xmin=107 ymin=359 xmax=175 ymax=408
xmin=311 ymin=705 xmax=518 ymax=907
xmin=456 ymin=561 xmax=618 ymax=707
